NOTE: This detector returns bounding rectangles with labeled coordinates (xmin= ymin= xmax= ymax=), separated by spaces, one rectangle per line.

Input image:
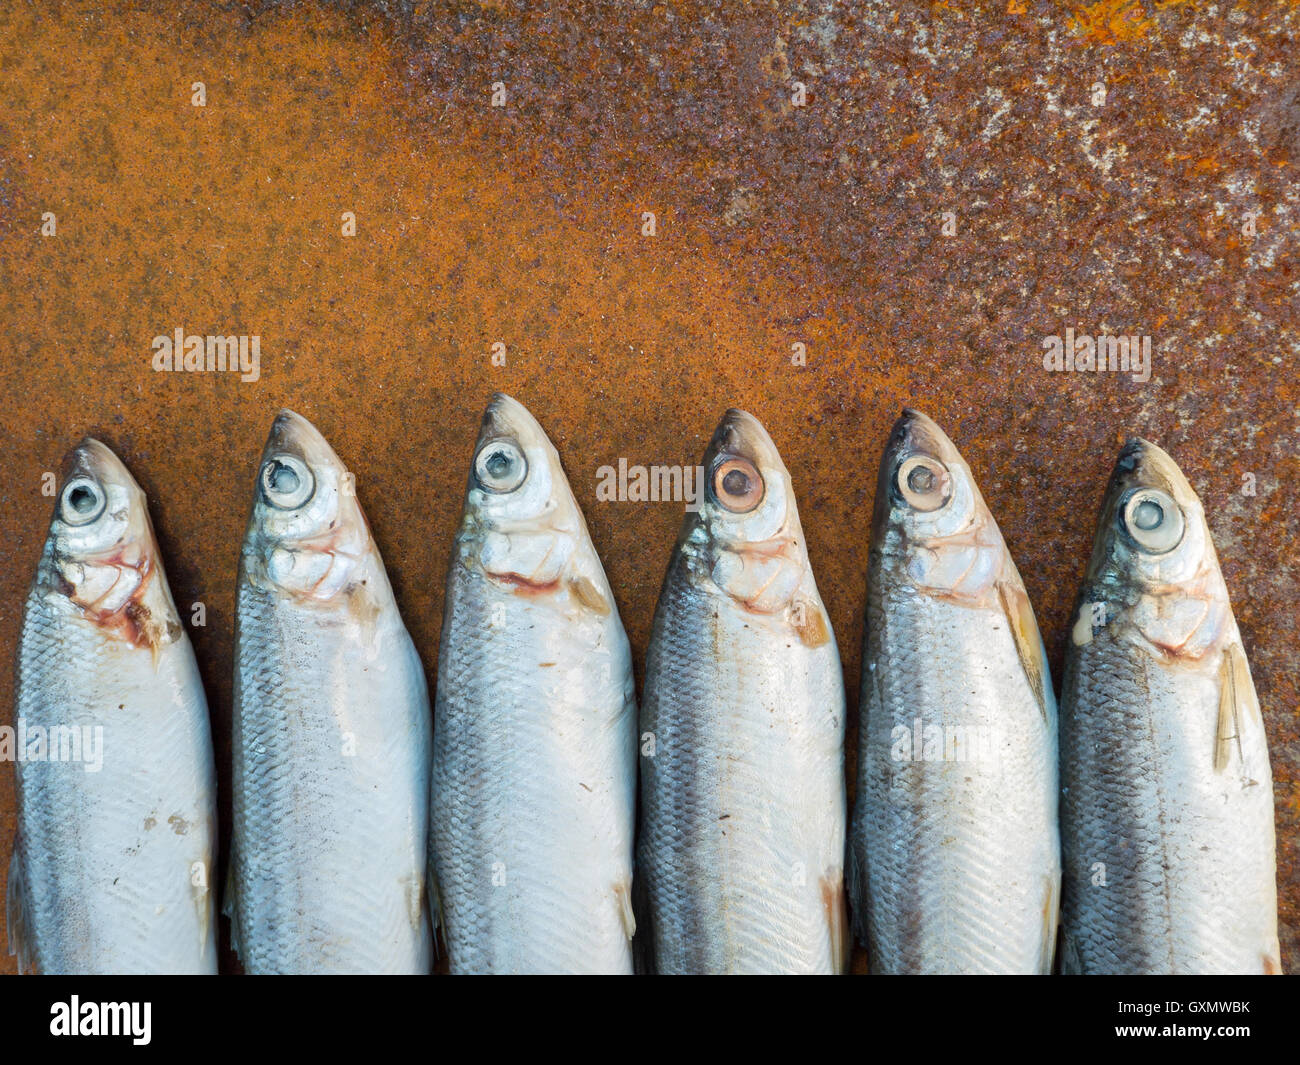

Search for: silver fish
xmin=638 ymin=409 xmax=847 ymax=975
xmin=1060 ymin=438 xmax=1280 ymax=974
xmin=8 ymin=440 xmax=217 ymax=974
xmin=431 ymin=394 xmax=637 ymax=974
xmin=227 ymin=411 xmax=432 ymax=974
xmin=849 ymin=409 xmax=1059 ymax=974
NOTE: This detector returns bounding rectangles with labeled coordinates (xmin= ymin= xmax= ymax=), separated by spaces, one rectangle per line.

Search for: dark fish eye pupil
xmin=1134 ymin=499 xmax=1163 ymax=530
xmin=722 ymin=469 xmax=750 ymax=497
xmin=486 ymin=450 xmax=512 ymax=478
xmin=270 ymin=463 xmax=299 ymax=494
xmin=68 ymin=486 xmax=96 ymax=513
xmin=907 ymin=466 xmax=935 ymax=493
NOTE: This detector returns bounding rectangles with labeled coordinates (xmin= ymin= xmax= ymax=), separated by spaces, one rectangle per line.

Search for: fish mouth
xmin=55 ymin=437 xmax=146 ymax=545
xmin=1096 ymin=437 xmax=1197 ymax=546
xmin=1083 ymin=437 xmax=1199 ymax=586
xmin=703 ymin=408 xmax=784 ymax=475
xmin=60 ymin=437 xmax=135 ymax=492
xmin=1107 ymin=436 xmax=1195 ymax=504
xmin=873 ymin=408 xmax=963 ymax=525
xmin=260 ymin=409 xmax=345 ymax=472
xmin=477 ymin=392 xmax=547 ymax=452
xmin=250 ymin=409 xmax=368 ymax=551
xmin=885 ymin=408 xmax=963 ymax=469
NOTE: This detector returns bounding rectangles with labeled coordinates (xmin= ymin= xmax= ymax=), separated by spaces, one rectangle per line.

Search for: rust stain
xmin=1068 ymin=0 xmax=1156 ymax=45
xmin=0 ymin=0 xmax=1295 ymax=974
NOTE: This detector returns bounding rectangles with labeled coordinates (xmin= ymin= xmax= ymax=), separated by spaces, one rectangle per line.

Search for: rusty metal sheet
xmin=0 ymin=0 xmax=1295 ymax=973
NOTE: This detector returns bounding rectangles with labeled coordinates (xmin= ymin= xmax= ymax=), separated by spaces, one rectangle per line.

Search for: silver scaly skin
xmin=8 ymin=440 xmax=217 ymax=974
xmin=638 ymin=409 xmax=847 ymax=975
xmin=1060 ymin=438 xmax=1280 ymax=975
xmin=431 ymin=394 xmax=636 ymax=974
xmin=849 ymin=409 xmax=1059 ymax=975
xmin=227 ymin=411 xmax=432 ymax=974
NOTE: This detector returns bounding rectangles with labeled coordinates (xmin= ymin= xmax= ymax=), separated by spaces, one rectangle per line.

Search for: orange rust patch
xmin=1068 ymin=0 xmax=1156 ymax=45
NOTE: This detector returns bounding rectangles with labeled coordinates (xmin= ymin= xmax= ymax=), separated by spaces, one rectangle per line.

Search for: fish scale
xmin=227 ymin=411 xmax=431 ymax=974
xmin=231 ymin=549 xmax=430 ymax=974
xmin=14 ymin=616 xmax=213 ymax=971
xmin=645 ymin=591 xmax=821 ymax=968
xmin=638 ymin=409 xmax=846 ymax=975
xmin=858 ymin=590 xmax=1059 ymax=972
xmin=1063 ymin=641 xmax=1278 ymax=972
xmin=431 ymin=394 xmax=636 ymax=975
xmin=436 ymin=598 xmax=625 ymax=968
xmin=8 ymin=439 xmax=217 ymax=975
xmin=1059 ymin=437 xmax=1279 ymax=975
xmin=849 ymin=410 xmax=1060 ymax=975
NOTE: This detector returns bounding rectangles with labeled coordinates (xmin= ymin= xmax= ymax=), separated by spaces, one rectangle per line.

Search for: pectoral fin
xmin=190 ymin=856 xmax=212 ymax=956
xmin=427 ymin=847 xmax=443 ymax=963
xmin=1039 ymin=873 xmax=1059 ymax=975
xmin=7 ymin=846 xmax=32 ymax=975
xmin=569 ymin=575 xmax=612 ymax=616
xmin=614 ymin=878 xmax=636 ymax=940
xmin=998 ymin=580 xmax=1051 ymax=723
xmin=820 ymin=870 xmax=849 ymax=975
xmin=790 ymin=598 xmax=831 ymax=648
xmin=1215 ymin=643 xmax=1256 ymax=772
xmin=221 ymin=841 xmax=242 ymax=962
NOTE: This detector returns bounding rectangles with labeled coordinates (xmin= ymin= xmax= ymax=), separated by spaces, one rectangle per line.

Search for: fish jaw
xmin=1074 ymin=438 xmax=1231 ymax=663
xmin=870 ymin=408 xmax=1014 ymax=611
xmin=452 ymin=394 xmax=617 ymax=617
xmin=240 ymin=409 xmax=375 ymax=605
xmin=672 ymin=409 xmax=827 ymax=632
xmin=34 ymin=438 xmax=182 ymax=651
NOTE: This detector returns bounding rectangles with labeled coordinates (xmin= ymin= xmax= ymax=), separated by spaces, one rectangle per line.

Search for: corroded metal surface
xmin=0 ymin=0 xmax=1295 ymax=974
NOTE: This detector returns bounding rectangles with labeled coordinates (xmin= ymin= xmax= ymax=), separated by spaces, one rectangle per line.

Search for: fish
xmin=1059 ymin=438 xmax=1280 ymax=974
xmin=848 ymin=409 xmax=1060 ymax=975
xmin=226 ymin=410 xmax=432 ymax=974
xmin=430 ymin=394 xmax=637 ymax=974
xmin=637 ymin=409 xmax=846 ymax=975
xmin=7 ymin=439 xmax=217 ymax=974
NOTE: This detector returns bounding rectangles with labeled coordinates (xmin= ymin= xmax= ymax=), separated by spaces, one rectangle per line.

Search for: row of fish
xmin=6 ymin=397 xmax=1279 ymax=974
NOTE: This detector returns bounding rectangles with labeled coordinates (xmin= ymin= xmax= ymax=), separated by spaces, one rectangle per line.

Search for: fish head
xmin=873 ymin=409 xmax=1054 ymax=713
xmin=243 ymin=410 xmax=371 ymax=602
xmin=456 ymin=394 xmax=613 ymax=613
xmin=872 ymin=409 xmax=1007 ymax=606
xmin=1081 ymin=438 xmax=1228 ymax=658
xmin=684 ymin=409 xmax=827 ymax=635
xmin=38 ymin=438 xmax=181 ymax=647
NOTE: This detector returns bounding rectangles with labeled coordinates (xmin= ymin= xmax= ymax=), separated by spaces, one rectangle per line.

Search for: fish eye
xmin=474 ymin=440 xmax=527 ymax=494
xmin=1120 ymin=487 xmax=1184 ymax=554
xmin=711 ymin=456 xmax=764 ymax=513
xmin=260 ymin=454 xmax=315 ymax=510
xmin=896 ymin=455 xmax=952 ymax=512
xmin=60 ymin=476 xmax=106 ymax=526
